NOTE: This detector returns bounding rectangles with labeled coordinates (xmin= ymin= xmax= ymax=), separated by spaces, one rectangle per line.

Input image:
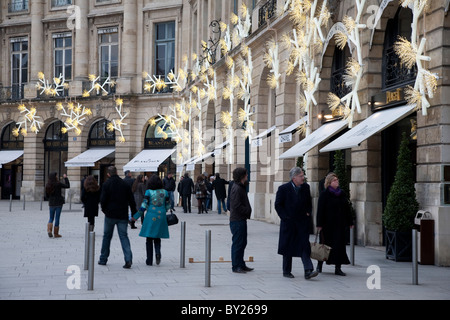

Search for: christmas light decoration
xmin=36 ymin=72 xmax=69 ymax=97
xmin=56 ymin=101 xmax=92 ymax=136
xmin=14 ymin=104 xmax=44 ymax=136
xmin=106 ymin=98 xmax=128 ymax=143
xmin=83 ymin=74 xmax=116 ymax=97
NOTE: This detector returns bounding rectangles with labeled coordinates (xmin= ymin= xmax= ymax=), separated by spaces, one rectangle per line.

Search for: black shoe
xmin=283 ymin=273 xmax=295 ymax=278
xmin=305 ymin=270 xmax=319 ymax=279
xmin=317 ymin=261 xmax=323 ymax=273
xmin=242 ymin=266 xmax=254 ymax=272
xmin=156 ymin=254 xmax=161 ymax=265
xmin=98 ymin=261 xmax=107 ymax=266
xmin=123 ymin=262 xmax=132 ymax=269
xmin=232 ymin=268 xmax=247 ymax=274
xmin=335 ymin=268 xmax=346 ymax=276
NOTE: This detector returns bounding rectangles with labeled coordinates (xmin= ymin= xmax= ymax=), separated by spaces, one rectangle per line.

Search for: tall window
xmin=54 ymin=33 xmax=72 ymax=80
xmin=155 ymin=22 xmax=175 ymax=78
xmin=88 ymin=119 xmax=115 ymax=148
xmin=99 ymin=28 xmax=119 ymax=82
xmin=8 ymin=0 xmax=28 ymax=13
xmin=51 ymin=0 xmax=72 ymax=7
xmin=44 ymin=121 xmax=68 ymax=193
xmin=11 ymin=37 xmax=28 ymax=100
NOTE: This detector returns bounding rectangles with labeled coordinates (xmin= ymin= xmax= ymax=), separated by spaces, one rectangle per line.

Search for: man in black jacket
xmin=212 ymin=173 xmax=229 ymax=214
xmin=229 ymin=167 xmax=253 ymax=273
xmin=163 ymin=172 xmax=176 ymax=210
xmin=99 ymin=166 xmax=137 ymax=269
xmin=179 ymin=173 xmax=194 ymax=213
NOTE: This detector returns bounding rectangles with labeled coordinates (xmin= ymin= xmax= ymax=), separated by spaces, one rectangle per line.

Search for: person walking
xmin=179 ymin=173 xmax=194 ymax=213
xmin=177 ymin=176 xmax=184 ymax=207
xmin=316 ymin=172 xmax=353 ymax=276
xmin=212 ymin=173 xmax=228 ymax=214
xmin=124 ymin=170 xmax=137 ymax=229
xmin=205 ymin=176 xmax=213 ymax=211
xmin=45 ymin=172 xmax=70 ymax=238
xmin=81 ymin=175 xmax=101 ymax=231
xmin=229 ymin=167 xmax=253 ymax=274
xmin=99 ymin=166 xmax=137 ymax=269
xmin=132 ymin=175 xmax=170 ymax=266
xmin=163 ymin=172 xmax=176 ymax=211
xmin=132 ymin=175 xmax=146 ymax=225
xmin=275 ymin=167 xmax=318 ymax=279
xmin=195 ymin=175 xmax=208 ymax=214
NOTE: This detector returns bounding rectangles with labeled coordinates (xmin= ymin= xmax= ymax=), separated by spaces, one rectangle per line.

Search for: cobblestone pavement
xmin=1 ymin=200 xmax=449 ymax=300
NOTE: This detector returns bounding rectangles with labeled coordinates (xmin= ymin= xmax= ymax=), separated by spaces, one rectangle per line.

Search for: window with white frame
xmin=154 ymin=21 xmax=175 ymax=78
xmin=54 ymin=33 xmax=72 ymax=80
xmin=11 ymin=37 xmax=28 ymax=100
xmin=98 ymin=27 xmax=119 ymax=82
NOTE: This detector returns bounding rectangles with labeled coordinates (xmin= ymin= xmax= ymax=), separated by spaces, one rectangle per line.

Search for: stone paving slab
xmin=1 ymin=200 xmax=449 ymax=300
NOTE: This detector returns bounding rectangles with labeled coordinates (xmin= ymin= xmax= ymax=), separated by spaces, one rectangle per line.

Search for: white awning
xmin=279 ymin=116 xmax=308 ymax=144
xmin=214 ymin=140 xmax=230 ymax=156
xmin=123 ymin=148 xmax=176 ymax=172
xmin=320 ymin=104 xmax=416 ymax=153
xmin=195 ymin=151 xmax=214 ymax=163
xmin=251 ymin=125 xmax=277 ymax=147
xmin=279 ymin=120 xmax=348 ymax=159
xmin=0 ymin=150 xmax=24 ymax=168
xmin=65 ymin=148 xmax=115 ymax=167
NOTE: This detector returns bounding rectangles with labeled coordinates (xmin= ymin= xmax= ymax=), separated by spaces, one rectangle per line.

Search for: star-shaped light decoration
xmin=56 ymin=101 xmax=92 ymax=136
xmin=264 ymin=38 xmax=281 ymax=89
xmin=13 ymin=104 xmax=44 ymax=137
xmin=82 ymin=74 xmax=116 ymax=97
xmin=36 ymin=72 xmax=69 ymax=97
xmin=106 ymin=98 xmax=128 ymax=143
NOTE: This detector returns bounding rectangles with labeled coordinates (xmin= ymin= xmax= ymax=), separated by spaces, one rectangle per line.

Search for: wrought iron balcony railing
xmin=8 ymin=0 xmax=28 ymax=13
xmin=258 ymin=0 xmax=277 ymax=28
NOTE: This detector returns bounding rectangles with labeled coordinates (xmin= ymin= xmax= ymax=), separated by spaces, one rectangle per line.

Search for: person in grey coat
xmin=275 ymin=167 xmax=318 ymax=280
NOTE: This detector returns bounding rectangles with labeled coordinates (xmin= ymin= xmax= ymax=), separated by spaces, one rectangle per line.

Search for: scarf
xmin=328 ymin=186 xmax=342 ymax=196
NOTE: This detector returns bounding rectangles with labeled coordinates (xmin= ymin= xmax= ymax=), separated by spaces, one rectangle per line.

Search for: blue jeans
xmin=217 ymin=199 xmax=227 ymax=214
xmin=48 ymin=206 xmax=62 ymax=227
xmin=99 ymin=217 xmax=133 ymax=264
xmin=168 ymin=191 xmax=174 ymax=209
xmin=230 ymin=220 xmax=248 ymax=271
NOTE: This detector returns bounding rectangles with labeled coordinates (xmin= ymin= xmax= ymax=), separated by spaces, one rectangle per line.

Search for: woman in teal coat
xmin=132 ymin=175 xmax=170 ymax=266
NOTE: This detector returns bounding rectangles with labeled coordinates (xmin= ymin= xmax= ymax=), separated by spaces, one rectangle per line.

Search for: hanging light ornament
xmin=36 ymin=72 xmax=69 ymax=97
xmin=14 ymin=104 xmax=44 ymax=136
xmin=83 ymin=74 xmax=116 ymax=97
xmin=56 ymin=101 xmax=92 ymax=136
xmin=106 ymin=98 xmax=128 ymax=143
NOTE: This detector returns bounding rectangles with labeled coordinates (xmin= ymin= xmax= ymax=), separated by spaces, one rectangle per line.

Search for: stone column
xmin=24 ymin=0 xmax=45 ymax=99
xmin=116 ymin=0 xmax=137 ymax=94
xmin=71 ymin=0 xmax=89 ymax=96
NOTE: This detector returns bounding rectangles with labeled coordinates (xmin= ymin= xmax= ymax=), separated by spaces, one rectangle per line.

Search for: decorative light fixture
xmin=106 ymin=97 xmax=128 ymax=143
xmin=14 ymin=104 xmax=44 ymax=136
xmin=56 ymin=101 xmax=92 ymax=136
xmin=83 ymin=74 xmax=116 ymax=97
xmin=36 ymin=72 xmax=69 ymax=97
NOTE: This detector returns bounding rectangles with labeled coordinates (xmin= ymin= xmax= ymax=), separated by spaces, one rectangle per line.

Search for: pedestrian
xmin=99 ymin=166 xmax=137 ymax=269
xmin=195 ymin=175 xmax=208 ymax=214
xmin=132 ymin=175 xmax=146 ymax=225
xmin=132 ymin=175 xmax=170 ymax=266
xmin=45 ymin=172 xmax=70 ymax=238
xmin=81 ymin=175 xmax=101 ymax=231
xmin=177 ymin=175 xmax=184 ymax=207
xmin=163 ymin=172 xmax=176 ymax=211
xmin=226 ymin=179 xmax=234 ymax=212
xmin=212 ymin=173 xmax=228 ymax=214
xmin=275 ymin=167 xmax=318 ymax=279
xmin=179 ymin=172 xmax=194 ymax=213
xmin=316 ymin=172 xmax=353 ymax=276
xmin=229 ymin=167 xmax=253 ymax=274
xmin=123 ymin=170 xmax=137 ymax=229
xmin=205 ymin=176 xmax=213 ymax=211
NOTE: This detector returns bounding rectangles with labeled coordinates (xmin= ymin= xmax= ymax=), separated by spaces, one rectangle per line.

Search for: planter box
xmin=385 ymin=229 xmax=412 ymax=262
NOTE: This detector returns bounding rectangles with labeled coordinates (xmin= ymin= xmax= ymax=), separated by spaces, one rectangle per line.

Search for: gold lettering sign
xmin=386 ymin=88 xmax=402 ymax=104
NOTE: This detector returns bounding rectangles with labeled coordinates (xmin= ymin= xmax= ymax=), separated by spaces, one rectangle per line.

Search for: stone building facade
xmin=0 ymin=0 xmax=449 ymax=266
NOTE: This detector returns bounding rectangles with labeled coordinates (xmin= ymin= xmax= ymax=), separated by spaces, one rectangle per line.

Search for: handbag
xmin=166 ymin=209 xmax=179 ymax=226
xmin=310 ymin=231 xmax=331 ymax=262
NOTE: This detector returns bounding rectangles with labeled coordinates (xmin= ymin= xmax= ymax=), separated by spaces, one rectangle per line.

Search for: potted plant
xmin=383 ymin=132 xmax=419 ymax=261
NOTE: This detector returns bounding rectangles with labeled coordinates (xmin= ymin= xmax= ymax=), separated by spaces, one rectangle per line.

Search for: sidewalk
xmin=1 ymin=200 xmax=449 ymax=300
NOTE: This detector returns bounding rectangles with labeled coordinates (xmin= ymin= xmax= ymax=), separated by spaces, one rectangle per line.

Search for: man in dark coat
xmin=275 ymin=167 xmax=318 ymax=279
xmin=212 ymin=173 xmax=229 ymax=214
xmin=163 ymin=172 xmax=176 ymax=210
xmin=99 ymin=166 xmax=137 ymax=269
xmin=179 ymin=172 xmax=194 ymax=213
xmin=123 ymin=170 xmax=137 ymax=229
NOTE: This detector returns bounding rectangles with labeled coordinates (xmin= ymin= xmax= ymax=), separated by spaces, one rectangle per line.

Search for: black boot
xmin=335 ymin=265 xmax=346 ymax=276
xmin=146 ymin=238 xmax=153 ymax=265
xmin=154 ymin=239 xmax=161 ymax=265
xmin=317 ymin=261 xmax=323 ymax=273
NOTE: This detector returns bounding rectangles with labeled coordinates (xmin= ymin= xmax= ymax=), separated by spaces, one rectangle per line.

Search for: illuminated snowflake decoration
xmin=36 ymin=72 xmax=69 ymax=97
xmin=56 ymin=101 xmax=92 ymax=136
xmin=106 ymin=98 xmax=128 ymax=143
xmin=83 ymin=74 xmax=116 ymax=97
xmin=14 ymin=104 xmax=44 ymax=136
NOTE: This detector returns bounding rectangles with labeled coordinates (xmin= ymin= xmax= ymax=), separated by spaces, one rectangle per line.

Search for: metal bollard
xmin=23 ymin=194 xmax=26 ymax=211
xmin=350 ymin=227 xmax=355 ymax=266
xmin=84 ymin=222 xmax=90 ymax=271
xmin=40 ymin=196 xmax=43 ymax=211
xmin=88 ymin=231 xmax=95 ymax=291
xmin=9 ymin=194 xmax=12 ymax=212
xmin=412 ymin=229 xmax=418 ymax=285
xmin=180 ymin=221 xmax=186 ymax=268
xmin=69 ymin=192 xmax=73 ymax=211
xmin=205 ymin=230 xmax=211 ymax=287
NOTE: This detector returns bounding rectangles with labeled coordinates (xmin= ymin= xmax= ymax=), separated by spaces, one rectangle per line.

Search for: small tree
xmin=383 ymin=132 xmax=419 ymax=232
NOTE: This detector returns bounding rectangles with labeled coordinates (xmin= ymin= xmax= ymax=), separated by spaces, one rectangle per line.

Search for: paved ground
xmin=1 ymin=200 xmax=449 ymax=300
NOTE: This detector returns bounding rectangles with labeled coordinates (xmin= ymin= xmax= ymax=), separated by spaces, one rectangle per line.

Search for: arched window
xmin=88 ymin=119 xmax=115 ymax=148
xmin=1 ymin=122 xmax=24 ymax=150
xmin=331 ymin=46 xmax=351 ymax=99
xmin=44 ymin=121 xmax=68 ymax=191
xmin=144 ymin=118 xmax=176 ymax=149
xmin=382 ymin=7 xmax=416 ymax=90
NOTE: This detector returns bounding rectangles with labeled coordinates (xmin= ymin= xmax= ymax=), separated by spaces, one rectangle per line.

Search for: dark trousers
xmin=230 ymin=220 xmax=248 ymax=271
xmin=146 ymin=237 xmax=161 ymax=265
xmin=283 ymin=253 xmax=314 ymax=275
xmin=182 ymin=194 xmax=191 ymax=213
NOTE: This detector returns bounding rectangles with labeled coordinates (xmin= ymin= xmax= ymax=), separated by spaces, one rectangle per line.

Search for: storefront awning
xmin=0 ymin=150 xmax=24 ymax=168
xmin=279 ymin=120 xmax=348 ymax=159
xmin=123 ymin=148 xmax=176 ymax=172
xmin=279 ymin=116 xmax=308 ymax=144
xmin=251 ymin=126 xmax=277 ymax=147
xmin=320 ymin=104 xmax=416 ymax=153
xmin=214 ymin=140 xmax=230 ymax=156
xmin=65 ymin=148 xmax=115 ymax=167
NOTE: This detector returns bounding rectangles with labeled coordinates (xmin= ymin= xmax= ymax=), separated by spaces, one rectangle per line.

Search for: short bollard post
xmin=40 ymin=196 xmax=43 ymax=211
xmin=180 ymin=221 xmax=186 ymax=268
xmin=205 ymin=230 xmax=211 ymax=287
xmin=23 ymin=194 xmax=26 ymax=211
xmin=88 ymin=231 xmax=95 ymax=291
xmin=9 ymin=194 xmax=12 ymax=212
xmin=412 ymin=229 xmax=418 ymax=285
xmin=84 ymin=222 xmax=90 ymax=271
xmin=350 ymin=227 xmax=355 ymax=266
